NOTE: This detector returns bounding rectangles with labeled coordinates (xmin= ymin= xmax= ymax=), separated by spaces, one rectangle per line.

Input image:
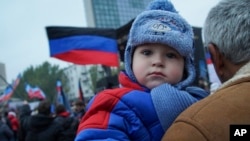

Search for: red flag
xmin=12 ymin=73 xmax=21 ymax=89
xmin=25 ymin=84 xmax=46 ymax=100
xmin=0 ymin=85 xmax=14 ymax=102
xmin=0 ymin=74 xmax=21 ymax=102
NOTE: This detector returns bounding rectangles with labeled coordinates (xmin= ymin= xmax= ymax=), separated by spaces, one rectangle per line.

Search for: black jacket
xmin=18 ymin=105 xmax=63 ymax=141
xmin=54 ymin=115 xmax=79 ymax=141
xmin=0 ymin=120 xmax=15 ymax=141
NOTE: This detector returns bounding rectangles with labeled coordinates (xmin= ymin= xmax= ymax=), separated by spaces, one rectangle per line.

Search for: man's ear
xmin=208 ymin=44 xmax=224 ymax=81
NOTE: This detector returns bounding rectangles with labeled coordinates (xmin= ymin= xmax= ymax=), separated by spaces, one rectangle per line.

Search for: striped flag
xmin=25 ymin=84 xmax=46 ymax=100
xmin=12 ymin=73 xmax=21 ymax=89
xmin=206 ymin=52 xmax=221 ymax=84
xmin=0 ymin=85 xmax=14 ymax=102
xmin=56 ymin=80 xmax=63 ymax=104
xmin=56 ymin=80 xmax=71 ymax=112
xmin=0 ymin=73 xmax=21 ymax=102
xmin=78 ymin=80 xmax=85 ymax=103
xmin=46 ymin=26 xmax=119 ymax=67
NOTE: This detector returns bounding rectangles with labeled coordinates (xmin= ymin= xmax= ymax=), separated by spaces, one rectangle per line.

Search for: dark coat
xmin=0 ymin=120 xmax=15 ymax=141
xmin=17 ymin=104 xmax=63 ymax=141
xmin=54 ymin=112 xmax=79 ymax=141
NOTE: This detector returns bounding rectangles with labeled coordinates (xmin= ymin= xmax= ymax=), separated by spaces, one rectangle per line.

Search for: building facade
xmin=63 ymin=65 xmax=95 ymax=103
xmin=83 ymin=0 xmax=152 ymax=28
xmin=0 ymin=62 xmax=7 ymax=94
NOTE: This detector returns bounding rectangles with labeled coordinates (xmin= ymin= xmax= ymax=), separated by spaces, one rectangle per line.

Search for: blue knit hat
xmin=124 ymin=0 xmax=195 ymax=89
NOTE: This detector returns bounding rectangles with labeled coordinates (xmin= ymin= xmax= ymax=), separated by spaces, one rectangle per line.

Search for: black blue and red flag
xmin=46 ymin=26 xmax=119 ymax=67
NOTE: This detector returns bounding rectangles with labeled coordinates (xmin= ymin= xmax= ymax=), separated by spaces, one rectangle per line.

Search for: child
xmin=75 ymin=0 xmax=208 ymax=140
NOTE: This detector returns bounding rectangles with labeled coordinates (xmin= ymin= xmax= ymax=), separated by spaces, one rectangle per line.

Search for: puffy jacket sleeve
xmin=151 ymin=83 xmax=208 ymax=131
xmin=75 ymin=88 xmax=164 ymax=141
xmin=75 ymin=88 xmax=153 ymax=141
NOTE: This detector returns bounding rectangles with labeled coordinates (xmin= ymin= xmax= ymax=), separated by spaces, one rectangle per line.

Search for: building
xmin=63 ymin=65 xmax=94 ymax=102
xmin=83 ymin=0 xmax=152 ymax=28
xmin=0 ymin=62 xmax=7 ymax=94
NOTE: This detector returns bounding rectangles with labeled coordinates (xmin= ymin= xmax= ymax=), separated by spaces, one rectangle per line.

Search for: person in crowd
xmin=17 ymin=103 xmax=31 ymax=141
xmin=72 ymin=99 xmax=85 ymax=122
xmin=7 ymin=111 xmax=19 ymax=141
xmin=0 ymin=113 xmax=15 ymax=141
xmin=3 ymin=110 xmax=12 ymax=131
xmin=18 ymin=100 xmax=63 ymax=141
xmin=75 ymin=0 xmax=208 ymax=140
xmin=54 ymin=104 xmax=79 ymax=141
xmin=162 ymin=0 xmax=250 ymax=140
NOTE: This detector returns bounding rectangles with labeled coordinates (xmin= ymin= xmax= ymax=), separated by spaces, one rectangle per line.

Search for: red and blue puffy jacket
xmin=75 ymin=72 xmax=164 ymax=141
xmin=75 ymin=72 xmax=208 ymax=141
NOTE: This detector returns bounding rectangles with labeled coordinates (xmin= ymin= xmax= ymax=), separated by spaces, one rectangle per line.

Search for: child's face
xmin=132 ymin=43 xmax=184 ymax=89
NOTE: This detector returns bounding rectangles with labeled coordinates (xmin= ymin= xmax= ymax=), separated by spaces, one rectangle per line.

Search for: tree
xmin=13 ymin=61 xmax=67 ymax=102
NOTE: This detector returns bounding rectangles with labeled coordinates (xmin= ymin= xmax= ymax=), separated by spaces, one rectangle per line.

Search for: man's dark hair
xmin=38 ymin=100 xmax=51 ymax=115
xmin=75 ymin=99 xmax=84 ymax=106
xmin=55 ymin=104 xmax=66 ymax=115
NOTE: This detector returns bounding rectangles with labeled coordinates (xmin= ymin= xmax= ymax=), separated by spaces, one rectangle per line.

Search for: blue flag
xmin=56 ymin=80 xmax=72 ymax=113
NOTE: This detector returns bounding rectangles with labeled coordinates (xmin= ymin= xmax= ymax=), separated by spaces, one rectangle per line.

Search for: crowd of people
xmin=0 ymin=99 xmax=86 ymax=141
xmin=1 ymin=0 xmax=249 ymax=140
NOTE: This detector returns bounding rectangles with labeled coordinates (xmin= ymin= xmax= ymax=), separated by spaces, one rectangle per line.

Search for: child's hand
xmin=150 ymin=83 xmax=208 ymax=131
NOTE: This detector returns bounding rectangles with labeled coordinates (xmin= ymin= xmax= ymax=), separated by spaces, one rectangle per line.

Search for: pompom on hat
xmin=124 ymin=0 xmax=195 ymax=89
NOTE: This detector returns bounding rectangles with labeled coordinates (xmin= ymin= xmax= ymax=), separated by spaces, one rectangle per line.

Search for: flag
xmin=116 ymin=19 xmax=134 ymax=62
xmin=78 ymin=80 xmax=85 ymax=103
xmin=206 ymin=52 xmax=221 ymax=84
xmin=12 ymin=73 xmax=21 ymax=89
xmin=0 ymin=74 xmax=21 ymax=102
xmin=46 ymin=26 xmax=119 ymax=67
xmin=25 ymin=84 xmax=46 ymax=100
xmin=56 ymin=80 xmax=71 ymax=112
xmin=0 ymin=85 xmax=14 ymax=102
xmin=56 ymin=80 xmax=63 ymax=104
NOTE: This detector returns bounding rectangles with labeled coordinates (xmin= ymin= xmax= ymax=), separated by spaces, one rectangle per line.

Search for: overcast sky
xmin=0 ymin=0 xmax=220 ymax=83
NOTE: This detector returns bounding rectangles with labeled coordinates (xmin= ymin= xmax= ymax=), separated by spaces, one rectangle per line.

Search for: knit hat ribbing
xmin=124 ymin=0 xmax=195 ymax=89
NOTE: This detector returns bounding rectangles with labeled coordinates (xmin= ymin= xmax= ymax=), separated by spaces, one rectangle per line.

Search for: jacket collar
xmin=218 ymin=61 xmax=250 ymax=91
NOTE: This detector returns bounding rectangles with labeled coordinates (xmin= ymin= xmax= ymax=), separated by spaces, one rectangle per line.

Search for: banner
xmin=56 ymin=80 xmax=72 ymax=112
xmin=78 ymin=80 xmax=85 ymax=103
xmin=0 ymin=85 xmax=14 ymax=102
xmin=25 ymin=84 xmax=46 ymax=100
xmin=0 ymin=73 xmax=21 ymax=102
xmin=46 ymin=26 xmax=119 ymax=67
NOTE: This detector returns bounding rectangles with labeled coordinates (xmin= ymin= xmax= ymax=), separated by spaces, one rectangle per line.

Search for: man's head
xmin=37 ymin=100 xmax=51 ymax=116
xmin=55 ymin=104 xmax=66 ymax=115
xmin=74 ymin=100 xmax=85 ymax=113
xmin=203 ymin=0 xmax=250 ymax=82
xmin=124 ymin=0 xmax=195 ymax=89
